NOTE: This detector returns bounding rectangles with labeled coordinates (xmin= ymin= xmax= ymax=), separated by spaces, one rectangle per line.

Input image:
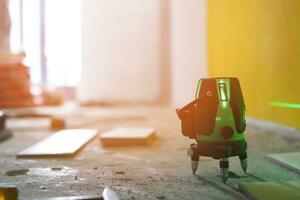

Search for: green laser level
xmin=176 ymin=77 xmax=248 ymax=183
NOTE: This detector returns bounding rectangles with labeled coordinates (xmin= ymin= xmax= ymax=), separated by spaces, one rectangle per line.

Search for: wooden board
xmin=40 ymin=196 xmax=100 ymax=200
xmin=239 ymin=181 xmax=300 ymax=200
xmin=266 ymin=152 xmax=300 ymax=175
xmin=0 ymin=184 xmax=18 ymax=200
xmin=17 ymin=129 xmax=98 ymax=158
xmin=100 ymin=127 xmax=156 ymax=147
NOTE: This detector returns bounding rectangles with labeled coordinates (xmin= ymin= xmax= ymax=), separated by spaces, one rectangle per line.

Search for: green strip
xmin=270 ymin=101 xmax=300 ymax=109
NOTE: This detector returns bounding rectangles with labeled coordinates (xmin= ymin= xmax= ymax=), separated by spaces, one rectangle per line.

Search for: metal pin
xmin=220 ymin=158 xmax=229 ymax=183
xmin=191 ymin=160 xmax=199 ymax=175
xmin=239 ymin=153 xmax=248 ymax=173
xmin=240 ymin=158 xmax=247 ymax=173
xmin=188 ymin=147 xmax=199 ymax=175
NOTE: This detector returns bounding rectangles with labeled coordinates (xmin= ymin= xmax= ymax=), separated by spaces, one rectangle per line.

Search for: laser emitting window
xmin=219 ymin=83 xmax=228 ymax=101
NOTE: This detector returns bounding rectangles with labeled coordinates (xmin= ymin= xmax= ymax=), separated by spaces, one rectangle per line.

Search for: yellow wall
xmin=208 ymin=0 xmax=300 ymax=128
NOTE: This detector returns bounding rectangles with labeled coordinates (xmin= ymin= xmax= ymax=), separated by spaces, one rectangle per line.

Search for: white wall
xmin=79 ymin=0 xmax=162 ymax=103
xmin=79 ymin=0 xmax=208 ymax=104
xmin=170 ymin=0 xmax=207 ymax=108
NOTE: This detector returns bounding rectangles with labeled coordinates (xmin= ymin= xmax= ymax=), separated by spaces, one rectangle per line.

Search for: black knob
xmin=221 ymin=126 xmax=234 ymax=140
xmin=0 ymin=111 xmax=6 ymax=130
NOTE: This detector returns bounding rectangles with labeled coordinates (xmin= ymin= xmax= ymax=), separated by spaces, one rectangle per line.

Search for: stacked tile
xmin=0 ymin=53 xmax=34 ymax=108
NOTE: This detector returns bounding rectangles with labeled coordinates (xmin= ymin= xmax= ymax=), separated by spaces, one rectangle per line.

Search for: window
xmin=219 ymin=83 xmax=228 ymax=101
xmin=9 ymin=0 xmax=42 ymax=84
xmin=9 ymin=0 xmax=81 ymax=87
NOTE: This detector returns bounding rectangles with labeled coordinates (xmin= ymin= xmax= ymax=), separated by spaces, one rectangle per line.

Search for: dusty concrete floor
xmin=0 ymin=106 xmax=300 ymax=200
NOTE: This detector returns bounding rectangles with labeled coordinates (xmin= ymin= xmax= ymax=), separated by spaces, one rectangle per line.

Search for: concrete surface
xmin=0 ymin=106 xmax=300 ymax=200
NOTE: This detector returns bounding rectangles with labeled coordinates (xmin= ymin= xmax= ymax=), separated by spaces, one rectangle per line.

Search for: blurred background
xmin=1 ymin=0 xmax=300 ymax=128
